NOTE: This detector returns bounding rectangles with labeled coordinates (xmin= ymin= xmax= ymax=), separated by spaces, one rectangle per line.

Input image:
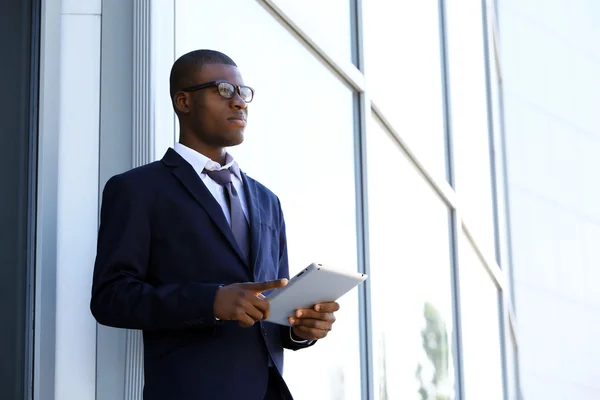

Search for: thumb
xmin=241 ymin=279 xmax=288 ymax=293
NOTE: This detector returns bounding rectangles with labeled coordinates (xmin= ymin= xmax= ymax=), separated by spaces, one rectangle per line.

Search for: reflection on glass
xmin=273 ymin=0 xmax=353 ymax=63
xmin=378 ymin=336 xmax=390 ymax=399
xmin=364 ymin=0 xmax=447 ymax=176
xmin=416 ymin=302 xmax=452 ymax=400
xmin=459 ymin=234 xmax=504 ymax=400
xmin=368 ymin=119 xmax=455 ymax=400
xmin=445 ymin=0 xmax=496 ymax=254
xmin=175 ymin=1 xmax=361 ymax=399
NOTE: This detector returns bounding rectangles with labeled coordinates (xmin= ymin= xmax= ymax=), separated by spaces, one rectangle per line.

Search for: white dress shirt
xmin=174 ymin=142 xmax=248 ymax=226
xmin=173 ymin=143 xmax=309 ymax=344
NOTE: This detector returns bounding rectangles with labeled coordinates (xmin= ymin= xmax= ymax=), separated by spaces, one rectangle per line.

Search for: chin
xmin=224 ymin=131 xmax=245 ymax=147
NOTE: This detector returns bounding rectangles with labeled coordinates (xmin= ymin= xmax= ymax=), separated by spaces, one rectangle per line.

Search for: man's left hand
xmin=289 ymin=302 xmax=340 ymax=341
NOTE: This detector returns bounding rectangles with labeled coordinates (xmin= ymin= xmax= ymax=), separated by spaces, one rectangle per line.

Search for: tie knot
xmin=203 ymin=168 xmax=232 ymax=186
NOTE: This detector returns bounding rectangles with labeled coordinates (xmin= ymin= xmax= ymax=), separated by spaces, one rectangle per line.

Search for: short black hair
xmin=169 ymin=49 xmax=237 ymax=100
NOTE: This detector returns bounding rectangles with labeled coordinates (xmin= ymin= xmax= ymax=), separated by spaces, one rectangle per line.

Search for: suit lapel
xmin=242 ymin=174 xmax=262 ymax=275
xmin=162 ymin=148 xmax=247 ymax=265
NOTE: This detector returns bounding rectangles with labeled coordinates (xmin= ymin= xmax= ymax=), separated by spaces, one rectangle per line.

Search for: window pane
xmin=505 ymin=329 xmax=520 ymax=400
xmin=368 ymin=119 xmax=456 ymax=400
xmin=272 ymin=0 xmax=354 ymax=63
xmin=175 ymin=1 xmax=361 ymax=399
xmin=459 ymin=235 xmax=504 ymax=400
xmin=364 ymin=0 xmax=447 ymax=176
xmin=445 ymin=0 xmax=496 ymax=254
xmin=487 ymin=24 xmax=513 ymax=276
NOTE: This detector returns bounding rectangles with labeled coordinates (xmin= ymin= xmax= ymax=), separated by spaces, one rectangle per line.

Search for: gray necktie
xmin=203 ymin=168 xmax=250 ymax=264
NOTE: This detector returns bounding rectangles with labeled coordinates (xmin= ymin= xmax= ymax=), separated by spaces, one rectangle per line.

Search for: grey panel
xmin=96 ymin=0 xmax=134 ymax=399
xmin=98 ymin=0 xmax=133 ymax=183
xmin=0 ymin=0 xmax=39 ymax=399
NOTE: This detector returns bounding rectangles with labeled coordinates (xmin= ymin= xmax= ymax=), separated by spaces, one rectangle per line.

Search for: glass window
xmin=505 ymin=327 xmax=520 ymax=400
xmin=271 ymin=0 xmax=354 ymax=64
xmin=459 ymin=235 xmax=504 ymax=400
xmin=175 ymin=1 xmax=361 ymax=399
xmin=363 ymin=0 xmax=447 ymax=177
xmin=368 ymin=119 xmax=456 ymax=400
xmin=445 ymin=0 xmax=496 ymax=255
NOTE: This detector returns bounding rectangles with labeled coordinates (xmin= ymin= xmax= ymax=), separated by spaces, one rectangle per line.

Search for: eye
xmin=239 ymin=87 xmax=253 ymax=102
xmin=217 ymin=82 xmax=235 ymax=98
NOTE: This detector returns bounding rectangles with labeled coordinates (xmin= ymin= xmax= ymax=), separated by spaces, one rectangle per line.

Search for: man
xmin=90 ymin=49 xmax=340 ymax=400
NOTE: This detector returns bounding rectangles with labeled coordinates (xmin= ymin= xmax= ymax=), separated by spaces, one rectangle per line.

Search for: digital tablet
xmin=265 ymin=263 xmax=368 ymax=326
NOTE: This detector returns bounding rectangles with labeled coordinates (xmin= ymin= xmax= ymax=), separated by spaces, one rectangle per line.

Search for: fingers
xmin=291 ymin=325 xmax=330 ymax=340
xmin=289 ymin=308 xmax=335 ymax=330
xmin=293 ymin=308 xmax=332 ymax=321
xmin=288 ymin=303 xmax=339 ymax=340
xmin=237 ymin=291 xmax=271 ymax=323
xmin=215 ymin=281 xmax=283 ymax=326
xmin=249 ymin=294 xmax=271 ymax=320
xmin=240 ymin=298 xmax=265 ymax=321
xmin=237 ymin=313 xmax=257 ymax=328
xmin=289 ymin=317 xmax=332 ymax=331
xmin=292 ymin=302 xmax=339 ymax=320
xmin=314 ymin=302 xmax=340 ymax=313
xmin=240 ymin=279 xmax=288 ymax=293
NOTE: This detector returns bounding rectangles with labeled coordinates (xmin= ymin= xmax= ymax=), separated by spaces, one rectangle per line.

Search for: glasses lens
xmin=239 ymin=86 xmax=253 ymax=103
xmin=217 ymin=82 xmax=235 ymax=99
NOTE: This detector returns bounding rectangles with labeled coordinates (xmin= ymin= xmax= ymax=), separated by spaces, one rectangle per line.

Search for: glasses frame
xmin=181 ymin=80 xmax=255 ymax=103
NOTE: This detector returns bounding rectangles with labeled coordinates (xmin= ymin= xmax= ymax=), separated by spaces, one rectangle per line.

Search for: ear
xmin=173 ymin=92 xmax=191 ymax=114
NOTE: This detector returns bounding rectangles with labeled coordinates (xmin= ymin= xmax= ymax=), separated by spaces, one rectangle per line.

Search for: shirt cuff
xmin=214 ymin=285 xmax=224 ymax=322
xmin=290 ymin=328 xmax=314 ymax=345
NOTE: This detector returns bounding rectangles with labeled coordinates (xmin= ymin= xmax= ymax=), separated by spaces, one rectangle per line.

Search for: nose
xmin=230 ymin=92 xmax=247 ymax=110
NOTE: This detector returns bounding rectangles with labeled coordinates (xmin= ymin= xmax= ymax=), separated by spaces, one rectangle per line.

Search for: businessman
xmin=90 ymin=49 xmax=340 ymax=400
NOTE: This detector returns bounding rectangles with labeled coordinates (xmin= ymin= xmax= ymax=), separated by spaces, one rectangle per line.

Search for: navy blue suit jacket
xmin=91 ymin=148 xmax=312 ymax=400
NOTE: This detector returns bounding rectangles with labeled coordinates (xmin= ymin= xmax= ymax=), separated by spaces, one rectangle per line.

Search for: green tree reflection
xmin=415 ymin=302 xmax=452 ymax=400
xmin=379 ymin=336 xmax=389 ymax=400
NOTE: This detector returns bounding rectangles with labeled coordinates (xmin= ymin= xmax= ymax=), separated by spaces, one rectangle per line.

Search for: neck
xmin=179 ymin=133 xmax=227 ymax=165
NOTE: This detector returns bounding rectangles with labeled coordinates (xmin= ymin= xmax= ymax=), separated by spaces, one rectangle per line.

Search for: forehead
xmin=195 ymin=64 xmax=244 ymax=85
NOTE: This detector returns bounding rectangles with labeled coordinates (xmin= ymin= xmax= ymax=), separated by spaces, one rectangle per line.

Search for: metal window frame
xmin=354 ymin=87 xmax=374 ymax=400
xmin=437 ymin=1 xmax=466 ymax=398
xmin=351 ymin=0 xmax=375 ymax=398
xmin=485 ymin=0 xmax=523 ymax=398
xmin=25 ymin=0 xmax=42 ymax=398
xmin=480 ymin=2 xmax=510 ymax=400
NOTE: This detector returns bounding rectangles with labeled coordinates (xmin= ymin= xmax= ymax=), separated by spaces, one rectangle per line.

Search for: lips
xmin=227 ymin=114 xmax=246 ymax=122
xmin=227 ymin=115 xmax=247 ymax=127
xmin=227 ymin=116 xmax=247 ymax=127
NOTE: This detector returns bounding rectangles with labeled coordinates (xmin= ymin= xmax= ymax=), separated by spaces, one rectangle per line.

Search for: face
xmin=175 ymin=64 xmax=249 ymax=149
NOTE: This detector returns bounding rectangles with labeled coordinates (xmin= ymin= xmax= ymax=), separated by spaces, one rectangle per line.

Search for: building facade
xmin=3 ymin=0 xmax=597 ymax=399
xmin=498 ymin=0 xmax=600 ymax=398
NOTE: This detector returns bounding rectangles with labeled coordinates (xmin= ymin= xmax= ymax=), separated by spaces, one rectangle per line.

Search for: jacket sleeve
xmin=275 ymin=198 xmax=316 ymax=350
xmin=90 ymin=174 xmax=222 ymax=331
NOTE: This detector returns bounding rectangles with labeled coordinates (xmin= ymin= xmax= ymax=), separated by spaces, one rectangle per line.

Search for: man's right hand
xmin=213 ymin=279 xmax=288 ymax=327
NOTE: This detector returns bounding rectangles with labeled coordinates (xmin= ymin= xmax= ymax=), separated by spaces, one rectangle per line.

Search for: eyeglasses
xmin=181 ymin=80 xmax=254 ymax=103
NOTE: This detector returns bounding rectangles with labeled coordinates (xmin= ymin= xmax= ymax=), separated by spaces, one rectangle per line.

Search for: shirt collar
xmin=173 ymin=142 xmax=243 ymax=182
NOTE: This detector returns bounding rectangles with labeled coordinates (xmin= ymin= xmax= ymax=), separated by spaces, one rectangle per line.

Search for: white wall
xmin=37 ymin=0 xmax=102 ymax=399
xmin=500 ymin=1 xmax=600 ymax=398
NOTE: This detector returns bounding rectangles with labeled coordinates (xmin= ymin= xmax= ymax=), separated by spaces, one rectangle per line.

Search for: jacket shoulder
xmin=103 ymin=161 xmax=165 ymax=193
